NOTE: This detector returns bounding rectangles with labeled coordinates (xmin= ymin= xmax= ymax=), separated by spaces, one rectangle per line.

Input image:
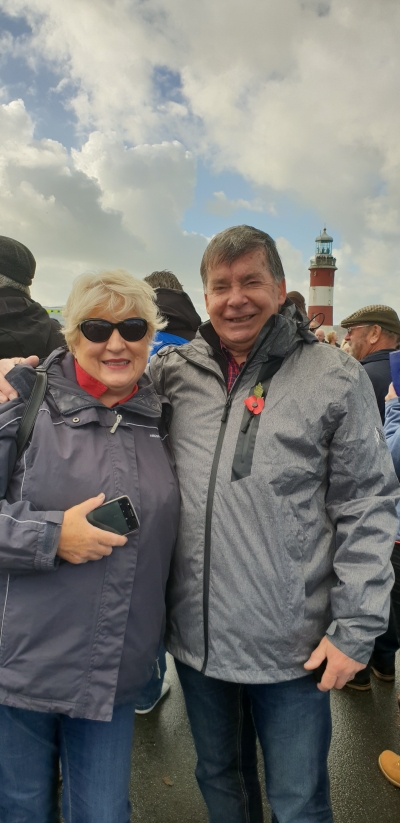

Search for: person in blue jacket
xmin=135 ymin=270 xmax=201 ymax=713
xmin=378 ymin=381 xmax=400 ymax=787
xmin=145 ymin=270 xmax=202 ymax=356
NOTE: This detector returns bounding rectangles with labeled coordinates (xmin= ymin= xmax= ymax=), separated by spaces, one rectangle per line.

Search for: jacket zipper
xmin=176 ymin=343 xmax=270 ymax=673
xmin=110 ymin=414 xmax=122 ymax=434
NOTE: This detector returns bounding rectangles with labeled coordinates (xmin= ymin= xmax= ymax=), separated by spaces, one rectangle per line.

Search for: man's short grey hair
xmin=200 ymin=225 xmax=285 ymax=288
xmin=0 ymin=273 xmax=30 ymax=296
xmin=144 ymin=270 xmax=183 ymax=291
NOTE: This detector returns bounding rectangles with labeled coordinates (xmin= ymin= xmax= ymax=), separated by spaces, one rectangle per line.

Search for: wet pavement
xmin=130 ymin=653 xmax=400 ymax=822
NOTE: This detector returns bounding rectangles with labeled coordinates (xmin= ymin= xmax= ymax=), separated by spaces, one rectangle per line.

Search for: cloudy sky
xmin=0 ymin=0 xmax=399 ymax=322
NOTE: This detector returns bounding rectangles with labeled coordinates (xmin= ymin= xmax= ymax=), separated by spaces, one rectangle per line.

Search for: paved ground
xmin=130 ymin=653 xmax=400 ymax=822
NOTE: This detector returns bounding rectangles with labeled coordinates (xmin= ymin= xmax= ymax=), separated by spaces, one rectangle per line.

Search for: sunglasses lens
xmin=80 ymin=318 xmax=148 ymax=343
xmin=80 ymin=320 xmax=112 ymax=342
xmin=119 ymin=319 xmax=148 ymax=341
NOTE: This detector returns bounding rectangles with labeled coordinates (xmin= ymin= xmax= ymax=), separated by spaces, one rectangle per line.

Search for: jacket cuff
xmin=325 ymin=620 xmax=375 ymax=664
xmin=34 ymin=511 xmax=64 ymax=572
xmin=7 ymin=364 xmax=36 ymax=402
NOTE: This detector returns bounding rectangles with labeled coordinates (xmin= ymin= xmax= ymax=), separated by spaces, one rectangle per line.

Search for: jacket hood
xmin=154 ymin=288 xmax=202 ymax=341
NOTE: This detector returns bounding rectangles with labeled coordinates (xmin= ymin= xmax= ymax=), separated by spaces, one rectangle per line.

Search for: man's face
xmin=315 ymin=329 xmax=325 ymax=342
xmin=344 ymin=325 xmax=375 ymax=360
xmin=204 ymin=248 xmax=286 ymax=357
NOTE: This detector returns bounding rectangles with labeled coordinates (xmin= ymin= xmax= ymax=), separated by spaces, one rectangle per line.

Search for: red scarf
xmin=74 ymin=360 xmax=138 ymax=406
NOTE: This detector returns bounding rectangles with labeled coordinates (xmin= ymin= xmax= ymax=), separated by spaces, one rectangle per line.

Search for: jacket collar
xmin=361 ymin=349 xmax=396 ymax=364
xmin=41 ymin=348 xmax=165 ymax=419
xmin=183 ymin=301 xmax=317 ymax=369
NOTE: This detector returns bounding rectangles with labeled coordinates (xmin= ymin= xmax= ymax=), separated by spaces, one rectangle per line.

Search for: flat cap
xmin=341 ymin=304 xmax=400 ymax=336
xmin=0 ymin=236 xmax=36 ymax=286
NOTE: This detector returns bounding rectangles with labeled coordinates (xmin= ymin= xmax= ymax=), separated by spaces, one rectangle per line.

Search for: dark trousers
xmin=369 ymin=543 xmax=400 ymax=669
xmin=176 ymin=660 xmax=333 ymax=823
xmin=391 ymin=542 xmax=400 ymax=643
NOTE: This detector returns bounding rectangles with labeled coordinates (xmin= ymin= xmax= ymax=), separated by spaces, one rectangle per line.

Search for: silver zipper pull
xmin=110 ymin=414 xmax=122 ymax=434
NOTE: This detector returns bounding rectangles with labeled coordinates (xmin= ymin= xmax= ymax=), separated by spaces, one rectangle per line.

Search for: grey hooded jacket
xmin=0 ymin=349 xmax=179 ymax=720
xmin=148 ymin=307 xmax=399 ymax=683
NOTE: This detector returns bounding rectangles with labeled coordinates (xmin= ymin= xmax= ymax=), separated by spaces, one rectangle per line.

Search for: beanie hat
xmin=0 ymin=236 xmax=36 ymax=286
xmin=340 ymin=304 xmax=400 ymax=336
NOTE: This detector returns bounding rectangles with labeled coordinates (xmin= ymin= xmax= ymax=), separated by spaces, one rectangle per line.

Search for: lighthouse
xmin=307 ymin=228 xmax=337 ymax=327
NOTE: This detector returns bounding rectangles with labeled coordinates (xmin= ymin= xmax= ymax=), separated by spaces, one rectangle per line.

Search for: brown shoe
xmin=379 ymin=751 xmax=400 ymax=788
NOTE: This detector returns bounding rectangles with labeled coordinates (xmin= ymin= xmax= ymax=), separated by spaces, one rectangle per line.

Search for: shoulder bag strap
xmin=16 ymin=368 xmax=48 ymax=460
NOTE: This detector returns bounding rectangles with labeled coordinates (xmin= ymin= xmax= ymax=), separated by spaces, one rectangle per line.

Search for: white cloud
xmin=0 ymin=0 xmax=399 ymax=317
xmin=207 ymin=191 xmax=276 ymax=217
xmin=276 ymin=237 xmax=309 ymax=298
xmin=0 ymin=99 xmax=207 ymax=310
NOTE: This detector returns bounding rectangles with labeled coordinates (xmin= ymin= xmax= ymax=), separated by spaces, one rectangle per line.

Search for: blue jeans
xmin=0 ymin=702 xmax=135 ymax=823
xmin=175 ymin=660 xmax=333 ymax=823
xmin=135 ymin=644 xmax=167 ymax=710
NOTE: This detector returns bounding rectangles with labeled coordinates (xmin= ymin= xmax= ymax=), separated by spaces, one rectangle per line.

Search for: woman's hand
xmin=57 ymin=493 xmax=128 ymax=564
xmin=385 ymin=382 xmax=398 ymax=402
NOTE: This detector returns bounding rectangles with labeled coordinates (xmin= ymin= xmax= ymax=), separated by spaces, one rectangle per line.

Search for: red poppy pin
xmin=244 ymin=382 xmax=265 ymax=415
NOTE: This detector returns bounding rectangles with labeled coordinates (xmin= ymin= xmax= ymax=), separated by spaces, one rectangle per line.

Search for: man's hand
xmin=57 ymin=493 xmax=128 ymax=564
xmin=386 ymin=382 xmax=398 ymax=402
xmin=0 ymin=355 xmax=39 ymax=402
xmin=303 ymin=636 xmax=366 ymax=692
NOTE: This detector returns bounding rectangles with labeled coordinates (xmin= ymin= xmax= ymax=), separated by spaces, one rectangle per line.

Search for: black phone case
xmin=86 ymin=497 xmax=139 ymax=535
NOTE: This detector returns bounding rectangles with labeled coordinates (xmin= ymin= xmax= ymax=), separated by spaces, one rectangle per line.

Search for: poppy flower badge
xmin=244 ymin=382 xmax=265 ymax=415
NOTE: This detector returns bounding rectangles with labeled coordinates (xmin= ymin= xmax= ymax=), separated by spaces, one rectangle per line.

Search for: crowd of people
xmin=0 ymin=228 xmax=399 ymax=822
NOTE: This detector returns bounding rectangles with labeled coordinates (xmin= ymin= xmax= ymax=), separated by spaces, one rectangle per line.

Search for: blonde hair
xmin=63 ymin=269 xmax=167 ymax=352
xmin=326 ymin=331 xmax=337 ymax=344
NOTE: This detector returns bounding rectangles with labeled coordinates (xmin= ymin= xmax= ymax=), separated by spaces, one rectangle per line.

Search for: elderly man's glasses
xmin=344 ymin=324 xmax=371 ymax=336
xmin=79 ymin=318 xmax=148 ymax=343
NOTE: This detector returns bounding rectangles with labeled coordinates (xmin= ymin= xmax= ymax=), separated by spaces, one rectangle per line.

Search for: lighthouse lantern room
xmin=307 ymin=228 xmax=337 ymax=327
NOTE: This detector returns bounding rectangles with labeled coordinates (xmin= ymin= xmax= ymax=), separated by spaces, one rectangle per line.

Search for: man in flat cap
xmin=0 ymin=236 xmax=65 ymax=359
xmin=341 ymin=305 xmax=400 ymax=422
xmin=341 ymin=304 xmax=400 ymax=691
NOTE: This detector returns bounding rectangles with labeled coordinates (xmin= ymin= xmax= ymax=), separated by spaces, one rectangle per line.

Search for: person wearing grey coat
xmin=147 ymin=225 xmax=399 ymax=823
xmin=0 ymin=270 xmax=180 ymax=823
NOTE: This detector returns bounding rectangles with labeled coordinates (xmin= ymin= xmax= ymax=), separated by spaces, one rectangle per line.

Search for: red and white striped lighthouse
xmin=307 ymin=228 xmax=337 ymax=327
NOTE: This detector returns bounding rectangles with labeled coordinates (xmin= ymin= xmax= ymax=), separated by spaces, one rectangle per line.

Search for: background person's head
xmin=200 ymin=225 xmax=286 ymax=358
xmin=315 ymin=328 xmax=326 ymax=342
xmin=63 ymin=269 xmax=166 ymax=401
xmin=144 ymin=270 xmax=183 ymax=291
xmin=326 ymin=331 xmax=337 ymax=346
xmin=0 ymin=235 xmax=36 ymax=296
xmin=287 ymin=290 xmax=306 ymax=316
xmin=341 ymin=305 xmax=400 ymax=361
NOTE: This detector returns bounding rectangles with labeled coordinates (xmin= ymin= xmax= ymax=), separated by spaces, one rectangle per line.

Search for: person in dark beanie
xmin=0 ymin=236 xmax=65 ymax=359
xmin=144 ymin=270 xmax=202 ymax=355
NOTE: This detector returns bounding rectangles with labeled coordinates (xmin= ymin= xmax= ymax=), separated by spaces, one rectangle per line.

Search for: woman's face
xmin=73 ymin=309 xmax=150 ymax=403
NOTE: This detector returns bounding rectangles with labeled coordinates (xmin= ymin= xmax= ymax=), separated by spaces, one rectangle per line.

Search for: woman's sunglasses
xmin=79 ymin=318 xmax=148 ymax=343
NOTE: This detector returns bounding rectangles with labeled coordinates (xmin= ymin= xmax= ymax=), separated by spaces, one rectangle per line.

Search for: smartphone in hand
xmin=86 ymin=495 xmax=140 ymax=535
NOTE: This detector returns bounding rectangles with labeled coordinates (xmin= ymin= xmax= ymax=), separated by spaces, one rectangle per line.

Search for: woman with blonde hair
xmin=0 ymin=270 xmax=180 ymax=823
xmin=326 ymin=330 xmax=339 ymax=347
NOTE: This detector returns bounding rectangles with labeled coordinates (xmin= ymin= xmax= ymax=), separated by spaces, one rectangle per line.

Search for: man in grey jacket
xmin=0 ymin=227 xmax=398 ymax=823
xmin=147 ymin=226 xmax=399 ymax=823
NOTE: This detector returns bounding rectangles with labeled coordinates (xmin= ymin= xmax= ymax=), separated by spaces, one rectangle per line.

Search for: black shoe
xmin=346 ymin=669 xmax=371 ymax=691
xmin=371 ymin=660 xmax=396 ymax=682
